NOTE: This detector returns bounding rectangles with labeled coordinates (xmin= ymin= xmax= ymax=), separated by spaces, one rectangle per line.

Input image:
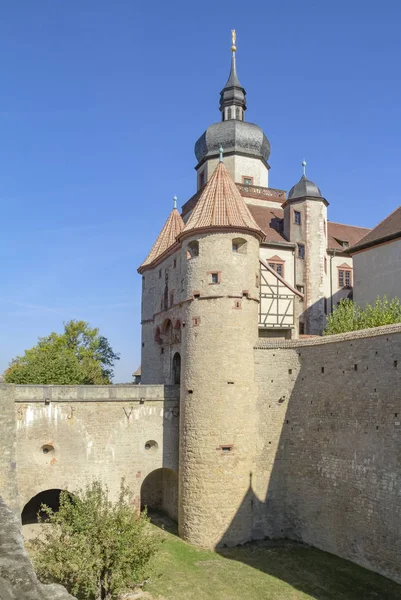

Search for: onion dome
xmin=180 ymin=154 xmax=264 ymax=241
xmin=138 ymin=199 xmax=184 ymax=272
xmin=195 ymin=120 xmax=271 ymax=166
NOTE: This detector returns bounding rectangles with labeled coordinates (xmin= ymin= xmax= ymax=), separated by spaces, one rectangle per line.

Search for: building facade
xmin=349 ymin=205 xmax=401 ymax=306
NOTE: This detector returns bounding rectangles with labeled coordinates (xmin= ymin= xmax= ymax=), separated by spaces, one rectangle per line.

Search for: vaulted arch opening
xmin=21 ymin=489 xmax=73 ymax=525
xmin=140 ymin=468 xmax=178 ymax=522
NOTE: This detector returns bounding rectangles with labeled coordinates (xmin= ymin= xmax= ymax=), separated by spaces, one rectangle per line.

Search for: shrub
xmin=324 ymin=296 xmax=401 ymax=336
xmin=29 ymin=480 xmax=160 ymax=600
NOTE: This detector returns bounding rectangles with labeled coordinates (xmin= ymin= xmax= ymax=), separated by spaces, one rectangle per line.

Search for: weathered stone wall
xmin=251 ymin=323 xmax=401 ymax=584
xmin=0 ymin=384 xmax=179 ymax=516
xmin=179 ymin=230 xmax=261 ymax=548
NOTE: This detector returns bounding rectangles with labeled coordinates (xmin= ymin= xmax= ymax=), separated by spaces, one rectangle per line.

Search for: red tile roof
xmin=181 ymin=162 xmax=264 ymax=239
xmin=348 ymin=205 xmax=401 ymax=253
xmin=139 ymin=208 xmax=184 ymax=271
xmin=247 ymin=205 xmax=288 ymax=244
xmin=327 ymin=221 xmax=371 ymax=252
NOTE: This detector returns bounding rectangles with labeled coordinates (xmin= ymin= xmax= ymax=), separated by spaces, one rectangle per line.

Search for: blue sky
xmin=1 ymin=0 xmax=400 ymax=382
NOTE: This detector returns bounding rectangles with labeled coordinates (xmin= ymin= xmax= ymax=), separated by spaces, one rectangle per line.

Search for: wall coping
xmin=254 ymin=322 xmax=401 ymax=349
xmin=0 ymin=384 xmax=180 ymax=403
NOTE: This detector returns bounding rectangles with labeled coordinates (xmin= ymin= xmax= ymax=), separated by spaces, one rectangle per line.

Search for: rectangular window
xmin=338 ymin=269 xmax=352 ymax=288
xmin=173 ymin=259 xmax=177 ymax=268
xmin=294 ymin=210 xmax=301 ymax=225
xmin=199 ymin=171 xmax=205 ymax=188
xmin=298 ymin=244 xmax=305 ymax=259
xmin=268 ymin=262 xmax=284 ymax=277
xmin=299 ymin=321 xmax=305 ymax=335
xmin=242 ymin=176 xmax=253 ymax=185
xmin=323 ymin=220 xmax=327 ymax=236
xmin=324 ymin=297 xmax=327 ymax=314
xmin=324 ymin=256 xmax=327 ymax=274
xmin=159 ymin=269 xmax=162 ymax=279
xmin=296 ymin=285 xmax=304 ymax=294
xmin=169 ymin=291 xmax=174 ymax=307
xmin=211 ymin=272 xmax=219 ymax=284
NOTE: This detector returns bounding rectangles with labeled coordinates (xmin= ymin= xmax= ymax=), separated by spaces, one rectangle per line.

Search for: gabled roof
xmin=181 ymin=161 xmax=264 ymax=240
xmin=328 ymin=221 xmax=371 ymax=252
xmin=348 ymin=205 xmax=401 ymax=254
xmin=139 ymin=208 xmax=184 ymax=272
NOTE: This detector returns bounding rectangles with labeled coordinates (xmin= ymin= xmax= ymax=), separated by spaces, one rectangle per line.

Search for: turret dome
xmin=288 ymin=174 xmax=322 ymax=200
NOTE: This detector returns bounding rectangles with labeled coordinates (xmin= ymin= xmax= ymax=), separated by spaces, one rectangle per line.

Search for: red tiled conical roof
xmin=181 ymin=162 xmax=264 ymax=239
xmin=139 ymin=208 xmax=184 ymax=271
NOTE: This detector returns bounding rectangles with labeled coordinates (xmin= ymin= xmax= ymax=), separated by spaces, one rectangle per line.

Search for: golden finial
xmin=231 ymin=29 xmax=236 ymax=52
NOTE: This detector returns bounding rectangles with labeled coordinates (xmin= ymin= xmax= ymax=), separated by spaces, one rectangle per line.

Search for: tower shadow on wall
xmin=215 ymin=335 xmax=401 ymax=600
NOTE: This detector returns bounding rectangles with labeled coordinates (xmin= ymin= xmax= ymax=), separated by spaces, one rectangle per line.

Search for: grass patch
xmin=146 ymin=520 xmax=401 ymax=600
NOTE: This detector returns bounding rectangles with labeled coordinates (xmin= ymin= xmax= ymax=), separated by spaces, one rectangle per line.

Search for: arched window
xmin=235 ymin=107 xmax=240 ymax=120
xmin=227 ymin=107 xmax=232 ymax=120
xmin=161 ymin=319 xmax=173 ymax=345
xmin=186 ymin=240 xmax=199 ymax=259
xmin=232 ymin=238 xmax=247 ymax=254
xmin=172 ymin=352 xmax=181 ymax=384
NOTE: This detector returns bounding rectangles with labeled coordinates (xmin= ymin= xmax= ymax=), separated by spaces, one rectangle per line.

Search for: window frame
xmin=268 ymin=261 xmax=285 ymax=278
xmin=294 ymin=210 xmax=301 ymax=226
xmin=242 ymin=176 xmax=254 ymax=186
xmin=338 ymin=267 xmax=353 ymax=289
xmin=297 ymin=243 xmax=305 ymax=259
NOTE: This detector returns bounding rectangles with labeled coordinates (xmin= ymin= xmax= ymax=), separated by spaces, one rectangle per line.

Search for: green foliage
xmin=29 ymin=480 xmax=160 ymax=600
xmin=4 ymin=320 xmax=120 ymax=384
xmin=324 ymin=296 xmax=401 ymax=336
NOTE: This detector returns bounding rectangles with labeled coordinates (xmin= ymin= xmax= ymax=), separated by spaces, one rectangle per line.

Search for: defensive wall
xmin=244 ymin=323 xmax=401 ymax=584
xmin=0 ymin=384 xmax=180 ymax=521
xmin=1 ymin=325 xmax=401 ymax=584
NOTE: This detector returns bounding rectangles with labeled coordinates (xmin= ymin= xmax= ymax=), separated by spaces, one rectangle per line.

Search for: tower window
xmin=228 ymin=107 xmax=232 ymax=120
xmin=298 ymin=244 xmax=305 ymax=259
xmin=159 ymin=269 xmax=162 ymax=278
xmin=232 ymin=238 xmax=247 ymax=254
xmin=209 ymin=272 xmax=220 ymax=284
xmin=235 ymin=107 xmax=240 ymax=120
xmin=242 ymin=176 xmax=253 ymax=186
xmin=199 ymin=171 xmax=205 ymax=188
xmin=294 ymin=211 xmax=301 ymax=225
xmin=187 ymin=240 xmax=199 ymax=259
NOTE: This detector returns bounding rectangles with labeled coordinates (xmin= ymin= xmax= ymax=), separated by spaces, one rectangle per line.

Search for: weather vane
xmin=231 ymin=29 xmax=236 ymax=52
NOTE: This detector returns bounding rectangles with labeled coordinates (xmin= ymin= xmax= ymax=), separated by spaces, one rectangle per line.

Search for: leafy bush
xmin=324 ymin=296 xmax=401 ymax=336
xmin=29 ymin=480 xmax=160 ymax=600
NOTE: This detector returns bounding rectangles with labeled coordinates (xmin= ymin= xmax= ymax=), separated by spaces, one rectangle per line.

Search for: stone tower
xmin=283 ymin=167 xmax=328 ymax=334
xmin=177 ymin=157 xmax=264 ymax=547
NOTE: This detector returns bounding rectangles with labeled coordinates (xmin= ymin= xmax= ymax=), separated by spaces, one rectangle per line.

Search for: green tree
xmin=4 ymin=320 xmax=120 ymax=384
xmin=29 ymin=480 xmax=160 ymax=600
xmin=324 ymin=296 xmax=401 ymax=336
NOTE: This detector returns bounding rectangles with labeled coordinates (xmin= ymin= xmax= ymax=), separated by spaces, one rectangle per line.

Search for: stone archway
xmin=21 ymin=489 xmax=72 ymax=525
xmin=140 ymin=468 xmax=178 ymax=522
xmin=172 ymin=352 xmax=181 ymax=384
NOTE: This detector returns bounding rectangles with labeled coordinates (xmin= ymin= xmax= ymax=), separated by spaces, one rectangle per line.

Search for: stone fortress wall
xmin=1 ymin=324 xmax=401 ymax=584
xmin=0 ymin=384 xmax=179 ymax=521
xmin=249 ymin=323 xmax=401 ymax=584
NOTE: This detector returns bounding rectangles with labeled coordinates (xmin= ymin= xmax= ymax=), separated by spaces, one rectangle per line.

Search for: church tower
xmin=194 ymin=32 xmax=271 ymax=190
xmin=178 ymin=151 xmax=264 ymax=547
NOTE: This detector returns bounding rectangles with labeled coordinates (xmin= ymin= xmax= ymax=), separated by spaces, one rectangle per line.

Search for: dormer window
xmin=334 ymin=238 xmax=349 ymax=248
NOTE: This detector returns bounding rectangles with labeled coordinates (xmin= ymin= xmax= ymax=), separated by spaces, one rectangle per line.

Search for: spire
xmin=219 ymin=145 xmax=224 ymax=163
xmin=138 ymin=204 xmax=184 ymax=272
xmin=180 ymin=161 xmax=264 ymax=240
xmin=219 ymin=30 xmax=247 ymax=121
xmin=302 ymin=160 xmax=307 ymax=177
